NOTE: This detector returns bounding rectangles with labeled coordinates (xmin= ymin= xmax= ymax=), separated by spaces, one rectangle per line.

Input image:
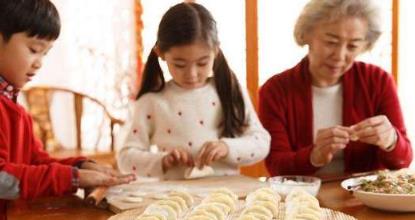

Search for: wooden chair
xmin=21 ymin=86 xmax=124 ymax=166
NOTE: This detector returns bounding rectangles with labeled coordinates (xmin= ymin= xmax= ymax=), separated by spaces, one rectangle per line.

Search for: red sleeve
xmin=0 ymin=135 xmax=76 ymax=199
xmin=0 ymin=160 xmax=76 ymax=199
xmin=258 ymin=78 xmax=318 ymax=176
xmin=0 ymin=105 xmax=80 ymax=199
xmin=375 ymin=73 xmax=412 ymax=168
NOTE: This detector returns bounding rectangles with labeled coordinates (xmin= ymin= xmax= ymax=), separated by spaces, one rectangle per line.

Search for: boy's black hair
xmin=0 ymin=0 xmax=60 ymax=42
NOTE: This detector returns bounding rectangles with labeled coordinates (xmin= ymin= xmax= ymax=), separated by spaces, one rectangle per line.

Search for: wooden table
xmin=7 ymin=178 xmax=415 ymax=219
xmin=7 ymin=195 xmax=112 ymax=220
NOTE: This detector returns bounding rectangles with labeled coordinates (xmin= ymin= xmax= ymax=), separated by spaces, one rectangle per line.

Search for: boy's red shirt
xmin=0 ymin=78 xmax=85 ymax=218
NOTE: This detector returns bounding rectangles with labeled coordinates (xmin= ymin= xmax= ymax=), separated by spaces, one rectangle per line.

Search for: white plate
xmin=341 ymin=175 xmax=415 ymax=212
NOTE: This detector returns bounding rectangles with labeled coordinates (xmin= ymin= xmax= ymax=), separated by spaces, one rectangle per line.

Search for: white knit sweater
xmin=117 ymin=78 xmax=270 ymax=180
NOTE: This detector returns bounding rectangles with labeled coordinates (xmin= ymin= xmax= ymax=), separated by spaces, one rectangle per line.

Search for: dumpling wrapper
xmin=242 ymin=205 xmax=273 ymax=218
xmin=187 ymin=209 xmax=218 ymax=220
xmin=184 ymin=166 xmax=215 ymax=179
xmin=121 ymin=196 xmax=144 ymax=203
xmin=137 ymin=214 xmax=167 ymax=220
xmin=194 ymin=203 xmax=226 ymax=220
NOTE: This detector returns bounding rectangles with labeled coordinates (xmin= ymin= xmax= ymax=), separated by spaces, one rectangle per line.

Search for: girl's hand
xmin=162 ymin=148 xmax=194 ymax=173
xmin=196 ymin=141 xmax=229 ymax=169
xmin=78 ymin=169 xmax=135 ymax=188
xmin=351 ymin=115 xmax=397 ymax=150
xmin=310 ymin=126 xmax=351 ymax=167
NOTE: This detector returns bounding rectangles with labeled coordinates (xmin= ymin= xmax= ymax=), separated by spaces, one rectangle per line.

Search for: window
xmin=258 ymin=1 xmax=393 ymax=85
xmin=28 ymin=0 xmax=136 ymax=150
xmin=399 ymin=0 xmax=415 ymax=156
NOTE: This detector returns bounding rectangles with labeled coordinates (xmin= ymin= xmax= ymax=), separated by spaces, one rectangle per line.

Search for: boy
xmin=0 ymin=0 xmax=135 ymax=218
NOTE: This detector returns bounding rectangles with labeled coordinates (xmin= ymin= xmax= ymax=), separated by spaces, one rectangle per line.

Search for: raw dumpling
xmin=184 ymin=166 xmax=215 ymax=179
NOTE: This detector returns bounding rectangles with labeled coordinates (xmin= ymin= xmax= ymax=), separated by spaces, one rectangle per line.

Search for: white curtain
xmin=399 ymin=0 xmax=415 ymax=163
xmin=258 ymin=0 xmax=392 ymax=85
xmin=26 ymin=0 xmax=137 ymax=151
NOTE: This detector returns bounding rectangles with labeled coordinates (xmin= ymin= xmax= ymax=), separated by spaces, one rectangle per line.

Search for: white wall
xmin=399 ymin=0 xmax=415 ymax=164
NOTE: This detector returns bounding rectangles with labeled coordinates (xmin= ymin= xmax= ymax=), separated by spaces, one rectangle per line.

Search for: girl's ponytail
xmin=214 ymin=49 xmax=247 ymax=137
xmin=136 ymin=48 xmax=165 ymax=99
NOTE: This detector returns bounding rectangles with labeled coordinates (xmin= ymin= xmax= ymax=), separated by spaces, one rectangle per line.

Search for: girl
xmin=117 ymin=2 xmax=270 ymax=180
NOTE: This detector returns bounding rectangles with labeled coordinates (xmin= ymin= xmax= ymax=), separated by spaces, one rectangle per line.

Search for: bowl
xmin=268 ymin=175 xmax=321 ymax=197
xmin=342 ymin=175 xmax=415 ymax=212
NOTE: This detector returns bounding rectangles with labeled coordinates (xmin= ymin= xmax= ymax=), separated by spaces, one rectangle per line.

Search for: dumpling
xmin=153 ymin=200 xmax=182 ymax=214
xmin=211 ymin=188 xmax=238 ymax=201
xmin=169 ymin=191 xmax=194 ymax=208
xmin=184 ymin=166 xmax=215 ymax=179
xmin=144 ymin=204 xmax=178 ymax=220
xmin=187 ymin=209 xmax=218 ymax=220
xmin=246 ymin=191 xmax=279 ymax=204
xmin=202 ymin=194 xmax=236 ymax=212
xmin=137 ymin=213 xmax=167 ymax=220
xmin=194 ymin=203 xmax=226 ymax=220
xmin=166 ymin=196 xmax=188 ymax=211
xmin=242 ymin=205 xmax=273 ymax=218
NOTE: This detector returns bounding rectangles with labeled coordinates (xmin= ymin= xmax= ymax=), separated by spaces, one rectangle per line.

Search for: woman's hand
xmin=310 ymin=126 xmax=351 ymax=167
xmin=78 ymin=169 xmax=135 ymax=188
xmin=196 ymin=141 xmax=229 ymax=169
xmin=162 ymin=148 xmax=194 ymax=173
xmin=351 ymin=115 xmax=397 ymax=150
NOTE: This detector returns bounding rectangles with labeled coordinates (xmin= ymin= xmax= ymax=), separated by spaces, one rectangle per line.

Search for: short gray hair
xmin=294 ymin=0 xmax=382 ymax=50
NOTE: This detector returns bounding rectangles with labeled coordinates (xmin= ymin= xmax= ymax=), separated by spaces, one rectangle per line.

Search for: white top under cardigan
xmin=117 ymin=78 xmax=271 ymax=180
xmin=312 ymin=83 xmax=345 ymax=175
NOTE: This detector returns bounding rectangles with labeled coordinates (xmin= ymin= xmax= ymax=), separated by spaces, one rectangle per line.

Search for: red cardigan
xmin=259 ymin=58 xmax=412 ymax=176
xmin=0 ymin=95 xmax=85 ymax=218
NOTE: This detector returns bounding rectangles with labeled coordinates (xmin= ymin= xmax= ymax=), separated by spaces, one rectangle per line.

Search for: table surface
xmin=7 ymin=177 xmax=415 ymax=220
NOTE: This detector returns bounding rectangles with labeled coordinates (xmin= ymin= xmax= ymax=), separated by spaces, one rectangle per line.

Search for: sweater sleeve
xmin=221 ymin=87 xmax=271 ymax=167
xmin=0 ymin=116 xmax=76 ymax=200
xmin=375 ymin=73 xmax=412 ymax=168
xmin=259 ymin=79 xmax=319 ymax=176
xmin=117 ymin=98 xmax=165 ymax=178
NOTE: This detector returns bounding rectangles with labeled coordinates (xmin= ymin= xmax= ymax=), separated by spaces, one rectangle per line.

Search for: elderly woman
xmin=259 ymin=0 xmax=412 ymax=176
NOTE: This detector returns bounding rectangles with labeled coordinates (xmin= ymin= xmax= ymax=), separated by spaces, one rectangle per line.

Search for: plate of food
xmin=341 ymin=170 xmax=415 ymax=212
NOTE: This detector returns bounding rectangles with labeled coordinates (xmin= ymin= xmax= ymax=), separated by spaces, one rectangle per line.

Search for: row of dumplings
xmin=136 ymin=191 xmax=194 ymax=220
xmin=238 ymin=187 xmax=280 ymax=220
xmin=284 ymin=189 xmax=321 ymax=220
xmin=135 ymin=187 xmax=321 ymax=220
xmin=185 ymin=188 xmax=238 ymax=220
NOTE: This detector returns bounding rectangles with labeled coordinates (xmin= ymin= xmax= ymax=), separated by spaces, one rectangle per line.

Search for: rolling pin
xmin=85 ymin=186 xmax=109 ymax=209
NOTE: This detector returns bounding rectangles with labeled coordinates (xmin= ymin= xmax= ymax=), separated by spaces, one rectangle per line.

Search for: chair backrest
xmin=22 ymin=86 xmax=124 ymax=152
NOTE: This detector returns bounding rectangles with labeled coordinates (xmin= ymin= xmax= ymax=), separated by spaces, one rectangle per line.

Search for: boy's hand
xmin=196 ymin=140 xmax=229 ymax=169
xmin=162 ymin=148 xmax=194 ymax=173
xmin=80 ymin=161 xmax=121 ymax=177
xmin=78 ymin=169 xmax=135 ymax=188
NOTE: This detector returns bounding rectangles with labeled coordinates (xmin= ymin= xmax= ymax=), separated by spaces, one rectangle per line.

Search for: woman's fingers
xmin=317 ymin=126 xmax=351 ymax=140
xmin=353 ymin=115 xmax=387 ymax=131
xmin=354 ymin=122 xmax=391 ymax=140
xmin=351 ymin=115 xmax=396 ymax=148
